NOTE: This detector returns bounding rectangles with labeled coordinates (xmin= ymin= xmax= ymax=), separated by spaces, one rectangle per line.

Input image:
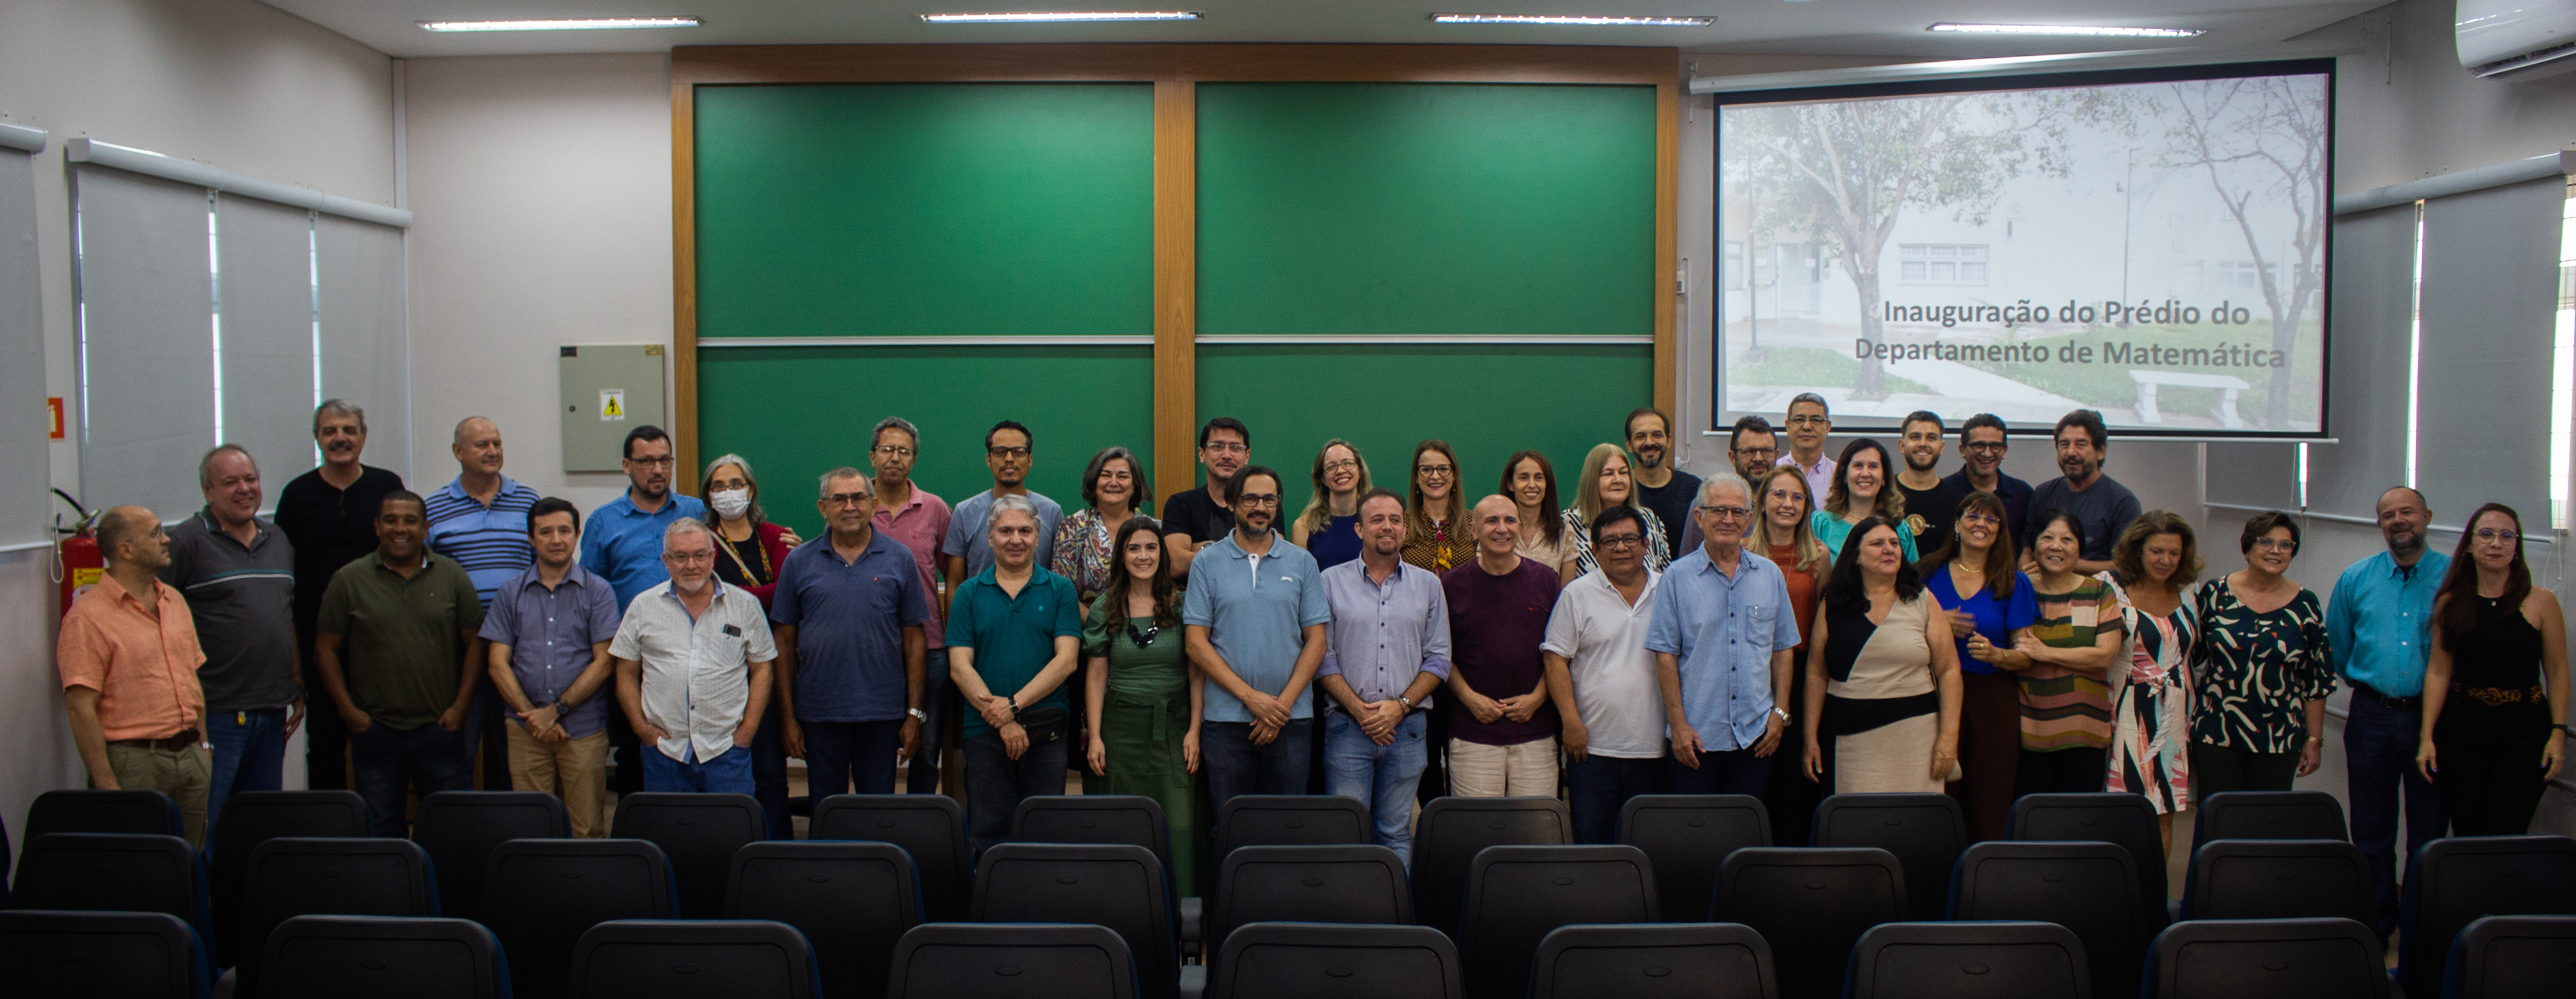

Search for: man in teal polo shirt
xmin=946 ymin=494 xmax=1081 ymax=854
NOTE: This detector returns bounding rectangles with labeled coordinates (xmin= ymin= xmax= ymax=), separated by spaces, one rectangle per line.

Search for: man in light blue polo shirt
xmin=1184 ymin=465 xmax=1331 ymax=813
xmin=578 ymin=425 xmax=708 ymax=796
xmin=1647 ymin=472 xmax=1800 ymax=796
xmin=2325 ymin=485 xmax=2451 ymax=939
xmin=773 ymin=467 xmax=931 ymax=802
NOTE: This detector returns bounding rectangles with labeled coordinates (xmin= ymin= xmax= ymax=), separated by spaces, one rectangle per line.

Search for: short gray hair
xmin=818 ymin=466 xmax=869 ymax=496
xmin=873 ymin=416 xmax=920 ymax=449
xmin=987 ymin=494 xmax=1039 ymax=535
xmin=198 ymin=443 xmax=256 ymax=489
xmin=663 ymin=516 xmax=715 ymax=549
xmin=313 ymin=399 xmax=366 ymax=436
xmin=1787 ymin=392 xmax=1829 ymax=416
xmin=1700 ymin=471 xmax=1753 ymax=507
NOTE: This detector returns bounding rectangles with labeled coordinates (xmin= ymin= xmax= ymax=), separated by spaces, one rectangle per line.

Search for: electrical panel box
xmin=559 ymin=344 xmax=667 ymax=473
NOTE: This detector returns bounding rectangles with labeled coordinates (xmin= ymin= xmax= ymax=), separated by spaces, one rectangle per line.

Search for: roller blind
xmin=2414 ymin=175 xmax=2565 ymax=525
xmin=216 ymin=194 xmax=318 ymax=500
xmin=2299 ymin=202 xmax=2417 ymax=520
xmin=0 ymin=146 xmax=46 ymax=545
xmin=2204 ymin=441 xmax=2298 ymax=510
xmin=75 ymin=166 xmax=215 ymax=522
xmin=317 ymin=215 xmax=408 ymax=478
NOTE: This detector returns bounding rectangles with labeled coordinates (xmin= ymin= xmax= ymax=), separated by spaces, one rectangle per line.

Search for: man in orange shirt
xmin=58 ymin=505 xmax=210 ymax=847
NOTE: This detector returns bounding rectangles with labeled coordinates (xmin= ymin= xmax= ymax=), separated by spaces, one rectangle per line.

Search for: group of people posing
xmin=54 ymin=394 xmax=2569 ymax=934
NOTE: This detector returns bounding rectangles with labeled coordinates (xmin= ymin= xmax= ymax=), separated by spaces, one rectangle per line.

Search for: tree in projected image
xmin=2158 ymin=76 xmax=2329 ymax=431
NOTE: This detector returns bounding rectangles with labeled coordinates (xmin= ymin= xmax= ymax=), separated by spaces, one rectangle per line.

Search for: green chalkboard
xmin=1195 ymin=342 xmax=1653 ymax=502
xmin=694 ymin=83 xmax=1154 ymax=339
xmin=697 ymin=344 xmax=1154 ymax=539
xmin=1196 ymin=83 xmax=1657 ymax=337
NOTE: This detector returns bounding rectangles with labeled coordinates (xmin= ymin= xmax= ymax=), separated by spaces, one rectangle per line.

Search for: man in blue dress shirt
xmin=1647 ymin=473 xmax=1801 ymax=795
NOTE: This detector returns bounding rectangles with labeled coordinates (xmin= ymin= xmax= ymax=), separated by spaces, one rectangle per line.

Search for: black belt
xmin=2352 ymin=681 xmax=2421 ymax=711
xmin=109 ymin=733 xmax=200 ymax=752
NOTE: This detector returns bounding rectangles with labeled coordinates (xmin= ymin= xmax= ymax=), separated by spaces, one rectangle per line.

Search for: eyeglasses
xmin=1235 ymin=494 xmax=1282 ymax=508
xmin=1597 ymin=534 xmax=1644 ymax=550
xmin=872 ymin=445 xmax=915 ymax=458
xmin=1960 ymin=512 xmax=2002 ymax=526
xmin=1417 ymin=465 xmax=1454 ymax=478
xmin=627 ymin=456 xmax=675 ymax=468
xmin=1702 ymin=505 xmax=1751 ymax=521
xmin=2251 ymin=538 xmax=2297 ymax=553
xmin=1962 ymin=442 xmax=2007 ymax=454
xmin=665 ymin=550 xmax=715 ymax=564
xmin=1788 ymin=415 xmax=1830 ymax=427
xmin=988 ymin=446 xmax=1031 ymax=459
xmin=1322 ymin=459 xmax=1360 ymax=473
xmin=1202 ymin=441 xmax=1248 ymax=455
xmin=2476 ymin=528 xmax=2521 ymax=543
xmin=824 ymin=492 xmax=873 ymax=507
xmin=1733 ymin=446 xmax=1779 ymax=459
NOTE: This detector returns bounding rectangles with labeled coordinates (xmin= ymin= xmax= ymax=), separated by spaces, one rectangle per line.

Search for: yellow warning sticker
xmin=600 ymin=389 xmax=626 ymax=421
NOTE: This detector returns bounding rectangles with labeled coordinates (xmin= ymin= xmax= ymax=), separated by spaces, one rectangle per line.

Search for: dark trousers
xmin=464 ymin=682 xmax=512 ymax=790
xmin=351 ymin=722 xmax=473 ymax=836
xmin=2189 ymin=740 xmax=2300 ymax=798
xmin=1669 ymin=746 xmax=1775 ymax=798
xmin=2344 ymin=691 xmax=2448 ymax=934
xmin=2014 ymin=746 xmax=2108 ymax=798
xmin=206 ymin=707 xmax=288 ymax=838
xmin=751 ymin=710 xmax=791 ymax=839
xmin=2433 ymin=704 xmax=2547 ymax=837
xmin=297 ymin=640 xmax=349 ymax=790
xmin=805 ymin=718 xmax=905 ymax=798
xmin=1768 ymin=652 xmax=1824 ymax=845
xmin=608 ymin=711 xmax=644 ymax=797
xmin=1203 ymin=719 xmax=1313 ymax=816
xmin=1948 ymin=670 xmax=2022 ymax=842
xmin=965 ymin=727 xmax=1070 ymax=856
xmin=907 ymin=673 xmax=955 ymax=794
xmin=1569 ymin=754 xmax=1672 ymax=844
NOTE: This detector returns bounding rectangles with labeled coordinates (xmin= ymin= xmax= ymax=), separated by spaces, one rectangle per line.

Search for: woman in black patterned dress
xmin=2188 ymin=510 xmax=2334 ymax=798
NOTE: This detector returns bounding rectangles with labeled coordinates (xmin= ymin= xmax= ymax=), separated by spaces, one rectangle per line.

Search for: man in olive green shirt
xmin=315 ymin=490 xmax=486 ymax=835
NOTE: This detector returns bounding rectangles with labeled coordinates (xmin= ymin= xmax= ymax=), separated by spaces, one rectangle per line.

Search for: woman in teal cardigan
xmin=1810 ymin=437 xmax=1919 ymax=563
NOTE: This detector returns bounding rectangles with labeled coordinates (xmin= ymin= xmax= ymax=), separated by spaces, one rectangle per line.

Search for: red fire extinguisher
xmin=54 ymin=488 xmax=102 ymax=617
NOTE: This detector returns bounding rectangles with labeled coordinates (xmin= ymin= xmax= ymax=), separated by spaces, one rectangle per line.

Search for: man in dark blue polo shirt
xmin=773 ymin=467 xmax=932 ymax=800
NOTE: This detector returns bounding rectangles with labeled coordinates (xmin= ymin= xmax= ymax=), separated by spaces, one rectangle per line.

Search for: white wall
xmin=401 ymin=54 xmax=675 ymax=511
xmin=2332 ymin=0 xmax=2576 ymax=194
xmin=0 ymin=0 xmax=394 ymax=859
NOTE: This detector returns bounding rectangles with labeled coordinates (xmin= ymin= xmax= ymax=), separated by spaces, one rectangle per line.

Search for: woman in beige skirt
xmin=1803 ymin=517 xmax=1964 ymax=793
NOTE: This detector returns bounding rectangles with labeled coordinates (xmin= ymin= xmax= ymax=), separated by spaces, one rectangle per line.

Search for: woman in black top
xmin=2416 ymin=503 xmax=2570 ymax=835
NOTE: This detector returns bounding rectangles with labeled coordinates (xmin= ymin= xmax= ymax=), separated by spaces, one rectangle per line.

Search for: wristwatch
xmin=1398 ymin=696 xmax=1415 ymax=713
xmin=907 ymin=707 xmax=929 ymax=723
xmin=550 ymin=700 xmax=569 ymax=717
xmin=1771 ymin=706 xmax=1790 ymax=723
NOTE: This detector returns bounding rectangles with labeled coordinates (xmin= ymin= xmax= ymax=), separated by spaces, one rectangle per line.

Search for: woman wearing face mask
xmin=1562 ymin=442 xmax=1671 ymax=580
xmin=2416 ymin=503 xmax=2570 ymax=836
xmin=1503 ymin=450 xmax=1569 ymax=571
xmin=1810 ymin=438 xmax=1916 ymax=563
xmin=1403 ymin=439 xmax=1473 ymax=574
xmin=1292 ymin=439 xmax=1370 ymax=570
xmin=699 ymin=453 xmax=799 ymax=838
xmin=1082 ymin=516 xmax=1205 ymax=892
xmin=2013 ymin=509 xmax=2126 ymax=798
xmin=1054 ymin=446 xmax=1148 ymax=612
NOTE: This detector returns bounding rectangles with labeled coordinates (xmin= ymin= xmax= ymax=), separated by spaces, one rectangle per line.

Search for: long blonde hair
xmin=1571 ymin=443 xmax=1645 ymax=522
xmin=1405 ymin=439 xmax=1465 ymax=542
xmin=1296 ymin=439 xmax=1372 ymax=536
xmin=1747 ymin=465 xmax=1831 ymax=575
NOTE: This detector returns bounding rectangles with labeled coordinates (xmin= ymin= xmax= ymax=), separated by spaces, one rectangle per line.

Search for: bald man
xmin=425 ymin=416 xmax=540 ymax=786
xmin=59 ymin=506 xmax=212 ymax=847
xmin=2326 ymin=486 xmax=2451 ymax=939
xmin=1442 ymin=495 xmax=1566 ymax=797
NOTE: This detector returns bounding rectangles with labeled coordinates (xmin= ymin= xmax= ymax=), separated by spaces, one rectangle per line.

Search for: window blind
xmin=215 ymin=194 xmax=318 ymax=500
xmin=316 ymin=215 xmax=409 ymax=478
xmin=0 ymin=143 xmax=46 ymax=545
xmin=74 ymin=166 xmax=215 ymax=523
xmin=2414 ymin=175 xmax=2566 ymax=526
xmin=2298 ymin=202 xmax=2416 ymax=521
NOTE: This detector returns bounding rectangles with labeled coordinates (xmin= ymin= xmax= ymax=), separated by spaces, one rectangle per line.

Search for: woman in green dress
xmin=1081 ymin=515 xmax=1206 ymax=895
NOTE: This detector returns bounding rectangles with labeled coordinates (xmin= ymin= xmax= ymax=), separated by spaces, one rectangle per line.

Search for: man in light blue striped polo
xmin=425 ymin=416 xmax=540 ymax=785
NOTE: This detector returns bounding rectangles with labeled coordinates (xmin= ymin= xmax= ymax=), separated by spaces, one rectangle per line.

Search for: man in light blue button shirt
xmin=2325 ymin=486 xmax=2450 ymax=938
xmin=1646 ymin=473 xmax=1800 ymax=795
xmin=1184 ymin=465 xmax=1331 ymax=814
xmin=1316 ymin=489 xmax=1451 ymax=864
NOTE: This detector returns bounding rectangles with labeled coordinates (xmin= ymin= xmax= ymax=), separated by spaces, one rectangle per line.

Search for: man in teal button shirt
xmin=2325 ymin=486 xmax=2450 ymax=939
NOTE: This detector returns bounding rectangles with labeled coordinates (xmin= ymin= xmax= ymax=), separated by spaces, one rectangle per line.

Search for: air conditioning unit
xmin=2458 ymin=0 xmax=2576 ymax=79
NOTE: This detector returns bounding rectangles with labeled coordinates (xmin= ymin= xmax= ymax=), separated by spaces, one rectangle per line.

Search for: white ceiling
xmin=262 ymin=0 xmax=2384 ymax=61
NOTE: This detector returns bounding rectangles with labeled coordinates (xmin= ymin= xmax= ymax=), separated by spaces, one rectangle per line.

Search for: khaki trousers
xmin=1449 ymin=737 xmax=1559 ymax=798
xmin=506 ymin=723 xmax=610 ymax=837
xmin=104 ymin=741 xmax=211 ymax=849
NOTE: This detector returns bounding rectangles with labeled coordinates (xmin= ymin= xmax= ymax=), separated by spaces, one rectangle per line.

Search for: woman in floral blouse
xmin=2189 ymin=510 xmax=2334 ymax=799
xmin=1053 ymin=445 xmax=1147 ymax=612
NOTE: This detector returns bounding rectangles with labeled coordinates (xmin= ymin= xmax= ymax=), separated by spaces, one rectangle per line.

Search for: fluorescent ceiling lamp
xmin=919 ymin=10 xmax=1202 ymax=21
xmin=419 ymin=17 xmax=699 ymax=31
xmin=1928 ymin=22 xmax=2205 ymax=38
xmin=1432 ymin=13 xmax=1713 ymax=26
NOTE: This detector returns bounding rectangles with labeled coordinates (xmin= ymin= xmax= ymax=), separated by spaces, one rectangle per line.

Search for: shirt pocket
xmin=1747 ymin=602 xmax=1778 ymax=627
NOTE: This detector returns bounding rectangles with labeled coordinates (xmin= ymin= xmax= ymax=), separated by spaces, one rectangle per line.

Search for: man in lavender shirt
xmin=1317 ymin=488 xmax=1451 ymax=865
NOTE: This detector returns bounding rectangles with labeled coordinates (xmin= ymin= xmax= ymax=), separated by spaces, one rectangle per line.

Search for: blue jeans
xmin=804 ymin=718 xmax=904 ymax=797
xmin=1324 ymin=711 xmax=1429 ymax=866
xmin=351 ymin=722 xmax=474 ymax=836
xmin=1569 ymin=754 xmax=1673 ymax=845
xmin=206 ymin=707 xmax=288 ymax=837
xmin=2344 ymin=690 xmax=2448 ymax=936
xmin=964 ymin=728 xmax=1071 ymax=856
xmin=1203 ymin=719 xmax=1313 ymax=817
xmin=1669 ymin=746 xmax=1775 ymax=797
xmin=642 ymin=743 xmax=757 ymax=794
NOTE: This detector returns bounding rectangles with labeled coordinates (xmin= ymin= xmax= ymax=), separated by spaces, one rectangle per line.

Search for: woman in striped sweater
xmin=2012 ymin=508 xmax=2127 ymax=796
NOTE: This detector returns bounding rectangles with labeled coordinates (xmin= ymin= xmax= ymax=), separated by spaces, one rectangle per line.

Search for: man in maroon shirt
xmin=1442 ymin=495 xmax=1564 ymax=796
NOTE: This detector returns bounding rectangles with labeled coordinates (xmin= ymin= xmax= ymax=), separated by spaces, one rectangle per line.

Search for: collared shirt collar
xmin=438 ymin=473 xmax=522 ymax=507
xmin=1580 ymin=565 xmax=1661 ymax=606
xmin=515 ymin=563 xmax=594 ymax=593
xmin=98 ymin=572 xmax=170 ymax=611
xmin=195 ymin=506 xmax=271 ymax=547
xmin=372 ymin=548 xmax=431 ymax=575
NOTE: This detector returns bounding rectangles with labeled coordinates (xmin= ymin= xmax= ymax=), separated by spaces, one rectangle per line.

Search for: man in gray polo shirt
xmin=1183 ymin=465 xmax=1331 ymax=813
xmin=162 ymin=444 xmax=301 ymax=830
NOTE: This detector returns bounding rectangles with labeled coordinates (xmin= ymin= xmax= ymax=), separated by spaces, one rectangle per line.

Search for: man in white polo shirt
xmin=1542 ymin=503 xmax=1670 ymax=844
xmin=610 ymin=517 xmax=778 ymax=793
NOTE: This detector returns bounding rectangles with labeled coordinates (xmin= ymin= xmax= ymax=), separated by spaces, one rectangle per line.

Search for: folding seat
xmin=10 ymin=832 xmax=212 ymax=945
xmin=1809 ymin=792 xmax=1962 ymax=924
xmin=2142 ymin=917 xmax=2388 ymax=999
xmin=1456 ymin=845 xmax=1658 ymax=999
xmin=725 ymin=840 xmax=922 ymax=999
xmin=809 ymin=794 xmax=972 ymax=921
xmin=2179 ymin=838 xmax=2373 ymax=926
xmin=207 ymin=789 xmax=367 ymax=965
xmin=608 ymin=791 xmax=764 ymax=918
xmin=1210 ymin=795 xmax=1370 ymax=859
xmin=1207 ymin=922 xmax=1460 ymax=999
xmin=1013 ymin=794 xmax=1198 ymax=951
xmin=1410 ymin=796 xmax=1571 ymax=936
xmin=1204 ymin=844 xmax=1409 ymax=953
xmin=478 ymin=837 xmax=678 ymax=999
xmin=1949 ymin=840 xmax=2152 ymax=999
xmin=233 ymin=837 xmax=438 ymax=996
xmin=971 ymin=843 xmax=1176 ymax=999
xmin=2190 ymin=790 xmax=2347 ymax=842
xmin=569 ymin=918 xmax=821 ymax=999
xmin=22 ymin=788 xmax=183 ymax=839
xmin=1617 ymin=794 xmax=1769 ymax=922
xmin=256 ymin=915 xmax=507 ymax=999
xmin=885 ymin=922 xmax=1137 ymax=999
xmin=1710 ymin=846 xmax=1905 ymax=999
xmin=2010 ymin=791 xmax=2172 ymax=920
xmin=2396 ymin=834 xmax=2576 ymax=999
xmin=1528 ymin=922 xmax=1775 ymax=999
xmin=1844 ymin=920 xmax=2088 ymax=999
xmin=2444 ymin=914 xmax=2576 ymax=999
xmin=0 ymin=908 xmax=209 ymax=999
xmin=410 ymin=790 xmax=569 ymax=920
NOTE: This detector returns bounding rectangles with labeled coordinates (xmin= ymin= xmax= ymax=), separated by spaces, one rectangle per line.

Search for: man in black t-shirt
xmin=1892 ymin=410 xmax=1967 ymax=555
xmin=273 ymin=399 xmax=404 ymax=791
xmin=1161 ymin=416 xmax=1248 ymax=579
xmin=1625 ymin=407 xmax=1701 ymax=547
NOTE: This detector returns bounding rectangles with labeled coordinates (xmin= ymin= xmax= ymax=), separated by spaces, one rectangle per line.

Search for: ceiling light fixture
xmin=919 ymin=10 xmax=1203 ymax=22
xmin=419 ymin=17 xmax=700 ymax=31
xmin=1431 ymin=13 xmax=1713 ymax=26
xmin=1927 ymin=23 xmax=2205 ymax=38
